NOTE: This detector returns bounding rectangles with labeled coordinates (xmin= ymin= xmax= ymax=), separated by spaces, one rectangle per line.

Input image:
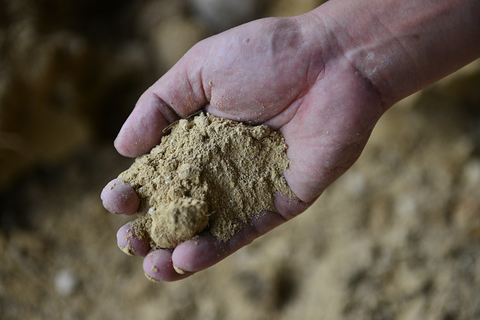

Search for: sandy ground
xmin=1 ymin=1 xmax=480 ymax=319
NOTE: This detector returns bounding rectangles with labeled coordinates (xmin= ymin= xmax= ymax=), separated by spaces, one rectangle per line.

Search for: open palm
xmin=102 ymin=15 xmax=384 ymax=281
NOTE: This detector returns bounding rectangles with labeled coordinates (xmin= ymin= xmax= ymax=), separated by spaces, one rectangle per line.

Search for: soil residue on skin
xmin=119 ymin=113 xmax=297 ymax=249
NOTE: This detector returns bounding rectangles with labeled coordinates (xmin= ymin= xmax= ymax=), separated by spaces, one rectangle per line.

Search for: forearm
xmin=305 ymin=0 xmax=480 ymax=108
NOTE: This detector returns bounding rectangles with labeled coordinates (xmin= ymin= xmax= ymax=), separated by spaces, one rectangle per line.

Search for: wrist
xmin=304 ymin=0 xmax=480 ymax=108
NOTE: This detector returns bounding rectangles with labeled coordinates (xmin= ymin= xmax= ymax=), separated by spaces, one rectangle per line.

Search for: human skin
xmin=101 ymin=0 xmax=480 ymax=281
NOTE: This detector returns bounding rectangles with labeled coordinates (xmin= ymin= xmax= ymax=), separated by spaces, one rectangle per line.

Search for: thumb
xmin=114 ymin=49 xmax=208 ymax=157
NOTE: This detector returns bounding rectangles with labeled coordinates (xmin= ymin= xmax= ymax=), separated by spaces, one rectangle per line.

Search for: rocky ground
xmin=1 ymin=1 xmax=480 ymax=319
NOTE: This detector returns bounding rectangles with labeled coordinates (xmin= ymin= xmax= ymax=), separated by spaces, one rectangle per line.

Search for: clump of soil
xmin=119 ymin=113 xmax=296 ymax=249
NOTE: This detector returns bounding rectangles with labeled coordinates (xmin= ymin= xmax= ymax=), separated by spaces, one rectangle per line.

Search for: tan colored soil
xmin=119 ymin=113 xmax=296 ymax=249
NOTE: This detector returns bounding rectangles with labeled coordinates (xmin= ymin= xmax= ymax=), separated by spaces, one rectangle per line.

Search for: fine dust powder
xmin=119 ymin=113 xmax=296 ymax=249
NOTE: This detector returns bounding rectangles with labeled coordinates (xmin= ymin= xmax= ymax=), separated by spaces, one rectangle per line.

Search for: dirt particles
xmin=119 ymin=113 xmax=296 ymax=249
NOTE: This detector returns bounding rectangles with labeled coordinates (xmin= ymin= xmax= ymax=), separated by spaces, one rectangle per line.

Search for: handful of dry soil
xmin=119 ymin=113 xmax=296 ymax=249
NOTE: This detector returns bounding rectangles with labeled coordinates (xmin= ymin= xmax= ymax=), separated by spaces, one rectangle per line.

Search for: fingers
xmin=171 ymin=210 xmax=287 ymax=273
xmin=143 ymin=250 xmax=193 ymax=282
xmin=137 ymin=194 xmax=312 ymax=282
xmin=171 ymin=195 xmax=311 ymax=274
xmin=111 ymin=192 xmax=310 ymax=281
xmin=105 ymin=184 xmax=311 ymax=282
xmin=101 ymin=178 xmax=140 ymax=215
xmin=141 ymin=212 xmax=284 ymax=282
xmin=115 ymin=220 xmax=193 ymax=281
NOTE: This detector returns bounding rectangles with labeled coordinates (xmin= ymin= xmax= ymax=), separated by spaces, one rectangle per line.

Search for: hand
xmin=101 ymin=14 xmax=384 ymax=281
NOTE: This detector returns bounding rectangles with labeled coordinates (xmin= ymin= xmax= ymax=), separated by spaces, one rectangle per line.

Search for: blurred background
xmin=1 ymin=0 xmax=480 ymax=319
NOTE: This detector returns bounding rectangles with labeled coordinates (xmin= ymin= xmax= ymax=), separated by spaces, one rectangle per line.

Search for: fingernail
xmin=144 ymin=272 xmax=160 ymax=283
xmin=117 ymin=223 xmax=151 ymax=257
xmin=173 ymin=265 xmax=186 ymax=274
xmin=118 ymin=242 xmax=136 ymax=256
xmin=118 ymin=227 xmax=136 ymax=256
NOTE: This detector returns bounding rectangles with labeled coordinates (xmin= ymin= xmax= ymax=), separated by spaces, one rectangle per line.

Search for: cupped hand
xmin=101 ymin=14 xmax=384 ymax=281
